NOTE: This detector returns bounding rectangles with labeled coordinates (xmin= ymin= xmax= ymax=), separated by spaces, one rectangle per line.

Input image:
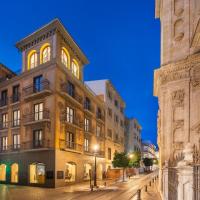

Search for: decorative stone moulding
xmin=174 ymin=32 xmax=184 ymax=41
xmin=174 ymin=0 xmax=184 ymax=17
xmin=174 ymin=19 xmax=184 ymax=42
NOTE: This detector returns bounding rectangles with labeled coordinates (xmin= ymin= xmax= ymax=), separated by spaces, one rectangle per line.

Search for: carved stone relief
xmin=174 ymin=19 xmax=184 ymax=41
xmin=172 ymin=90 xmax=185 ymax=107
xmin=174 ymin=0 xmax=184 ymax=16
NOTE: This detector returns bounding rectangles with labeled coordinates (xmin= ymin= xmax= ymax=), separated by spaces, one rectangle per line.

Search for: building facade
xmin=85 ymin=80 xmax=125 ymax=170
xmin=154 ymin=0 xmax=200 ymax=199
xmin=0 ymin=19 xmax=107 ymax=188
xmin=141 ymin=141 xmax=156 ymax=159
xmin=124 ymin=118 xmax=142 ymax=153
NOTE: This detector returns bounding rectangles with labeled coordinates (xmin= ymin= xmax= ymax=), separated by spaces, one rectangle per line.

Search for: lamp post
xmin=93 ymin=144 xmax=99 ymax=187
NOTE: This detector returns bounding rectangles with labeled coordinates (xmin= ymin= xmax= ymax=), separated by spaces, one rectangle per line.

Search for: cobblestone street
xmin=0 ymin=172 xmax=161 ymax=200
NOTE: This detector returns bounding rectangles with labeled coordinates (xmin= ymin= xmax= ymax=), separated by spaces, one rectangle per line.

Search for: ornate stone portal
xmin=154 ymin=0 xmax=200 ymax=199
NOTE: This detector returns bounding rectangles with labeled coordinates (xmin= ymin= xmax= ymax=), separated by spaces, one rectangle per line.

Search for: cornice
xmin=15 ymin=19 xmax=89 ymax=66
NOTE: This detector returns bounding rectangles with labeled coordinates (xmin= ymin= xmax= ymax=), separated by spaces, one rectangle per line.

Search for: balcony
xmin=0 ymin=98 xmax=8 ymax=108
xmin=61 ymin=115 xmax=83 ymax=129
xmin=11 ymin=120 xmax=21 ymax=128
xmin=84 ymin=103 xmax=94 ymax=114
xmin=0 ymin=122 xmax=9 ymax=130
xmin=10 ymin=93 xmax=20 ymax=104
xmin=84 ymin=125 xmax=95 ymax=134
xmin=59 ymin=140 xmax=82 ymax=153
xmin=23 ymin=110 xmax=50 ymax=125
xmin=0 ymin=140 xmax=51 ymax=153
xmin=96 ymin=112 xmax=105 ymax=122
xmin=84 ymin=147 xmax=105 ymax=157
xmin=60 ymin=83 xmax=83 ymax=106
xmin=23 ymin=79 xmax=51 ymax=101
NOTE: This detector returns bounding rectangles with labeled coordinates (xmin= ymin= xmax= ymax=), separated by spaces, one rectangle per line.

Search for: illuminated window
xmin=66 ymin=107 xmax=74 ymax=123
xmin=83 ymin=163 xmax=91 ymax=180
xmin=71 ymin=60 xmax=79 ymax=78
xmin=13 ymin=110 xmax=20 ymax=127
xmin=11 ymin=163 xmax=19 ymax=183
xmin=61 ymin=48 xmax=70 ymax=68
xmin=2 ymin=113 xmax=8 ymax=128
xmin=1 ymin=136 xmax=8 ymax=151
xmin=41 ymin=46 xmax=50 ymax=64
xmin=84 ymin=118 xmax=90 ymax=132
xmin=65 ymin=162 xmax=76 ymax=182
xmin=29 ymin=163 xmax=45 ymax=184
xmin=13 ymin=134 xmax=20 ymax=150
xmin=66 ymin=132 xmax=75 ymax=149
xmin=84 ymin=138 xmax=89 ymax=152
xmin=28 ymin=51 xmax=37 ymax=69
xmin=34 ymin=103 xmax=43 ymax=121
xmin=0 ymin=164 xmax=6 ymax=181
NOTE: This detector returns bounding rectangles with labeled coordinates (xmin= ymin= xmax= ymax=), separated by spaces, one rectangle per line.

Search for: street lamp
xmin=93 ymin=144 xmax=99 ymax=187
xmin=129 ymin=154 xmax=133 ymax=159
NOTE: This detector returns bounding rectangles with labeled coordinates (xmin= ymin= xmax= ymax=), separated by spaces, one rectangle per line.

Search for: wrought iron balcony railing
xmin=0 ymin=98 xmax=8 ymax=107
xmin=59 ymin=140 xmax=82 ymax=152
xmin=60 ymin=83 xmax=83 ymax=104
xmin=23 ymin=110 xmax=50 ymax=125
xmin=23 ymin=79 xmax=51 ymax=98
xmin=10 ymin=93 xmax=20 ymax=104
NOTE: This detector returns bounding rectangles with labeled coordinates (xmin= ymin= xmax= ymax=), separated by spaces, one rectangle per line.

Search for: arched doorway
xmin=65 ymin=162 xmax=76 ymax=182
xmin=97 ymin=163 xmax=103 ymax=180
xmin=0 ymin=164 xmax=6 ymax=181
xmin=11 ymin=163 xmax=19 ymax=183
xmin=29 ymin=163 xmax=45 ymax=184
xmin=83 ymin=163 xmax=92 ymax=180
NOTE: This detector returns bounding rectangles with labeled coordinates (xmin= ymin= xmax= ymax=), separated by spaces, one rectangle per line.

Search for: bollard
xmin=149 ymin=181 xmax=151 ymax=186
xmin=91 ymin=185 xmax=93 ymax=191
xmin=145 ymin=185 xmax=148 ymax=192
xmin=137 ymin=189 xmax=141 ymax=200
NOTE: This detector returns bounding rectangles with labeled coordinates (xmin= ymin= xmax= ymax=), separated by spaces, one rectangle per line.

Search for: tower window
xmin=41 ymin=45 xmax=51 ymax=64
xmin=71 ymin=60 xmax=79 ymax=79
xmin=29 ymin=51 xmax=37 ymax=69
xmin=61 ymin=48 xmax=70 ymax=68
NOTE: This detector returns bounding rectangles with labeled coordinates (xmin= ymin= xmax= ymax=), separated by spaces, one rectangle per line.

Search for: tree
xmin=143 ymin=158 xmax=153 ymax=171
xmin=128 ymin=152 xmax=141 ymax=168
xmin=112 ymin=152 xmax=130 ymax=181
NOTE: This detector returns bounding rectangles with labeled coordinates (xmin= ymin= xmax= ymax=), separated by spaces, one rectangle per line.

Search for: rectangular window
xmin=33 ymin=130 xmax=43 ymax=148
xmin=84 ymin=118 xmax=90 ymax=132
xmin=12 ymin=85 xmax=20 ymax=103
xmin=66 ymin=132 xmax=75 ymax=149
xmin=67 ymin=81 xmax=75 ymax=97
xmin=84 ymin=138 xmax=89 ymax=152
xmin=108 ymin=148 xmax=112 ymax=160
xmin=33 ymin=75 xmax=43 ymax=92
xmin=1 ymin=136 xmax=8 ymax=151
xmin=96 ymin=125 xmax=101 ymax=137
xmin=66 ymin=107 xmax=74 ymax=123
xmin=1 ymin=90 xmax=8 ymax=106
xmin=114 ymin=115 xmax=119 ymax=123
xmin=2 ymin=113 xmax=8 ymax=128
xmin=13 ymin=110 xmax=20 ymax=127
xmin=84 ymin=97 xmax=91 ymax=110
xmin=13 ymin=134 xmax=20 ymax=149
xmin=34 ymin=103 xmax=43 ymax=120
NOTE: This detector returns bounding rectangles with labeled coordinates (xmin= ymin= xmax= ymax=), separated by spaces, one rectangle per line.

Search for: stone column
xmin=177 ymin=143 xmax=194 ymax=200
xmin=162 ymin=162 xmax=169 ymax=200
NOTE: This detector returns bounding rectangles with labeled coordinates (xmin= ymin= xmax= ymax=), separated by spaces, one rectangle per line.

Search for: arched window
xmin=61 ymin=47 xmax=70 ymax=68
xmin=71 ymin=59 xmax=79 ymax=79
xmin=28 ymin=50 xmax=37 ymax=70
xmin=0 ymin=164 xmax=6 ymax=181
xmin=11 ymin=163 xmax=19 ymax=183
xmin=40 ymin=43 xmax=51 ymax=64
xmin=30 ymin=163 xmax=45 ymax=184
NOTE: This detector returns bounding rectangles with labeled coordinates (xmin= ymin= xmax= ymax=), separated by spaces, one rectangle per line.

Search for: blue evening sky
xmin=0 ymin=0 xmax=160 ymax=145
